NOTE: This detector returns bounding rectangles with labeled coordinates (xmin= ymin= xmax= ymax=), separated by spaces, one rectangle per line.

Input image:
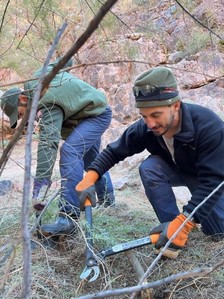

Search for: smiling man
xmin=75 ymin=66 xmax=224 ymax=256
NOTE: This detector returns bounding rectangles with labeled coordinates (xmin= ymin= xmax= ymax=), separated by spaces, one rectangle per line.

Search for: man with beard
xmin=75 ymin=66 xmax=224 ymax=255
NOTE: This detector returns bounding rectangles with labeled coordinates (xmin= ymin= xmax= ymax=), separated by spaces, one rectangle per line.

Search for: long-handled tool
xmin=98 ymin=235 xmax=158 ymax=260
xmin=98 ymin=235 xmax=179 ymax=260
xmin=80 ymin=198 xmax=100 ymax=282
xmin=80 ymin=233 xmax=179 ymax=282
xmin=79 ymin=209 xmax=179 ymax=282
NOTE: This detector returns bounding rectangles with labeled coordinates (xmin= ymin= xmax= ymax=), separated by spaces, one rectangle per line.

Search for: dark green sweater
xmin=24 ymin=60 xmax=107 ymax=181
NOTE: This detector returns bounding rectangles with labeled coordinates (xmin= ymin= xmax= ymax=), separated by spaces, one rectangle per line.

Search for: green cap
xmin=133 ymin=67 xmax=180 ymax=108
xmin=0 ymin=88 xmax=21 ymax=128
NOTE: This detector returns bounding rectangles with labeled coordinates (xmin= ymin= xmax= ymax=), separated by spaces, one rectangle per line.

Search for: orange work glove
xmin=149 ymin=214 xmax=195 ymax=250
xmin=75 ymin=170 xmax=99 ymax=211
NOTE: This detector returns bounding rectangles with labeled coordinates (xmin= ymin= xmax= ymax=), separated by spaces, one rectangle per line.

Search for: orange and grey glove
xmin=75 ymin=170 xmax=99 ymax=211
xmin=149 ymin=214 xmax=195 ymax=250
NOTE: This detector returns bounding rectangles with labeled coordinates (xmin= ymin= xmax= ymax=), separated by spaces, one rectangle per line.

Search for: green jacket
xmin=24 ymin=60 xmax=108 ymax=181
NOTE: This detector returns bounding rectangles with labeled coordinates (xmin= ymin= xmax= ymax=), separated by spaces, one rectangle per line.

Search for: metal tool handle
xmin=80 ymin=197 xmax=100 ymax=282
xmin=98 ymin=236 xmax=153 ymax=259
xmin=84 ymin=198 xmax=97 ymax=266
xmin=35 ymin=211 xmax=42 ymax=240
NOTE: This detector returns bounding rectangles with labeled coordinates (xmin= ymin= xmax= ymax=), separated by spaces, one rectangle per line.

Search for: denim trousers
xmin=139 ymin=155 xmax=224 ymax=235
xmin=59 ymin=106 xmax=114 ymax=217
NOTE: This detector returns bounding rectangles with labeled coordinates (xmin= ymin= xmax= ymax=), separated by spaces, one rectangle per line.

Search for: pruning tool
xmin=80 ymin=203 xmax=179 ymax=282
xmin=98 ymin=234 xmax=159 ymax=260
xmin=79 ymin=198 xmax=100 ymax=282
xmin=98 ymin=234 xmax=179 ymax=260
xmin=80 ymin=233 xmax=160 ymax=283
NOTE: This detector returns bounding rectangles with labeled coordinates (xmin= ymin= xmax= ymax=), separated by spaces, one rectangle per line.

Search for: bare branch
xmin=174 ymin=0 xmax=223 ymax=39
xmin=74 ymin=262 xmax=224 ymax=299
xmin=16 ymin=0 xmax=47 ymax=49
xmin=97 ymin=0 xmax=135 ymax=35
xmin=1 ymin=60 xmax=223 ymax=89
xmin=41 ymin=0 xmax=118 ymax=93
xmin=21 ymin=21 xmax=68 ymax=299
xmin=129 ymin=181 xmax=224 ymax=299
xmin=84 ymin=0 xmax=109 ymax=39
xmin=0 ymin=0 xmax=10 ymax=33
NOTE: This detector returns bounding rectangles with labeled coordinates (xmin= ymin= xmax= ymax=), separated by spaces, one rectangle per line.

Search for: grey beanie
xmin=133 ymin=67 xmax=180 ymax=108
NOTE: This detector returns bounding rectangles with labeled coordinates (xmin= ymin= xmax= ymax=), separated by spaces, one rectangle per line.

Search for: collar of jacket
xmin=173 ymin=102 xmax=195 ymax=143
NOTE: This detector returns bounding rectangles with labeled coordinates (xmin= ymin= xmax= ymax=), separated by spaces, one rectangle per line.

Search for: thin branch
xmin=85 ymin=0 xmax=109 ymax=39
xmin=0 ymin=0 xmax=11 ymax=33
xmin=0 ymin=2 xmax=18 ymax=57
xmin=174 ymin=0 xmax=223 ymax=40
xmin=1 ymin=60 xmax=224 ymax=89
xmin=16 ymin=0 xmax=47 ymax=49
xmin=0 ymin=60 xmax=150 ymax=88
xmin=0 ymin=244 xmax=16 ymax=291
xmin=74 ymin=261 xmax=224 ymax=299
xmin=41 ymin=0 xmax=118 ymax=93
xmin=129 ymin=180 xmax=224 ymax=299
xmin=97 ymin=0 xmax=135 ymax=35
xmin=21 ymin=22 xmax=68 ymax=299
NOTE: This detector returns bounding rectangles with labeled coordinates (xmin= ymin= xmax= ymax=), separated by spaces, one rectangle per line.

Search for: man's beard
xmin=152 ymin=113 xmax=175 ymax=136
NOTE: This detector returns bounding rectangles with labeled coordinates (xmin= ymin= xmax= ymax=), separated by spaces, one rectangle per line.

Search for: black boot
xmin=31 ymin=236 xmax=60 ymax=251
xmin=40 ymin=213 xmax=78 ymax=235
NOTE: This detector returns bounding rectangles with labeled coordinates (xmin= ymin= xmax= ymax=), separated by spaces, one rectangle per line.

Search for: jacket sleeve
xmin=183 ymin=128 xmax=224 ymax=223
xmin=35 ymin=105 xmax=64 ymax=181
xmin=88 ymin=119 xmax=148 ymax=177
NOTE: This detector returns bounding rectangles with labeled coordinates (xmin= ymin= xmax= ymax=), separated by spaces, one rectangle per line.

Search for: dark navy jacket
xmin=90 ymin=102 xmax=224 ymax=223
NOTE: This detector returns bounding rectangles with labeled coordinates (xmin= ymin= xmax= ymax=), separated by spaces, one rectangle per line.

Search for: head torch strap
xmin=135 ymin=96 xmax=180 ymax=108
xmin=133 ymin=85 xmax=178 ymax=98
xmin=135 ymin=90 xmax=179 ymax=101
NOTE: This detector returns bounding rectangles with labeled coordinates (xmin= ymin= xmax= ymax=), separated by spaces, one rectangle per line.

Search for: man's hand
xmin=76 ymin=170 xmax=99 ymax=211
xmin=149 ymin=214 xmax=195 ymax=250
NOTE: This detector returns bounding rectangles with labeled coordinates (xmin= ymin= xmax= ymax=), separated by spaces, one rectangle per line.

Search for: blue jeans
xmin=139 ymin=155 xmax=224 ymax=235
xmin=59 ymin=107 xmax=114 ymax=217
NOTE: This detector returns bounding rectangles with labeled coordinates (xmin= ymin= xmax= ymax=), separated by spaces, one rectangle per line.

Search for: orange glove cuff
xmin=178 ymin=214 xmax=195 ymax=232
xmin=168 ymin=214 xmax=195 ymax=241
xmin=75 ymin=170 xmax=99 ymax=192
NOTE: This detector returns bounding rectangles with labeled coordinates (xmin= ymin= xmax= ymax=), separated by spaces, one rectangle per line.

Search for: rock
xmin=168 ymin=51 xmax=185 ymax=63
xmin=113 ymin=176 xmax=129 ymax=190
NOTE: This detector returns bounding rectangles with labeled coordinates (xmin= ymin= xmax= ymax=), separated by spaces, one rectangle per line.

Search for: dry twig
xmin=74 ymin=260 xmax=224 ymax=299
